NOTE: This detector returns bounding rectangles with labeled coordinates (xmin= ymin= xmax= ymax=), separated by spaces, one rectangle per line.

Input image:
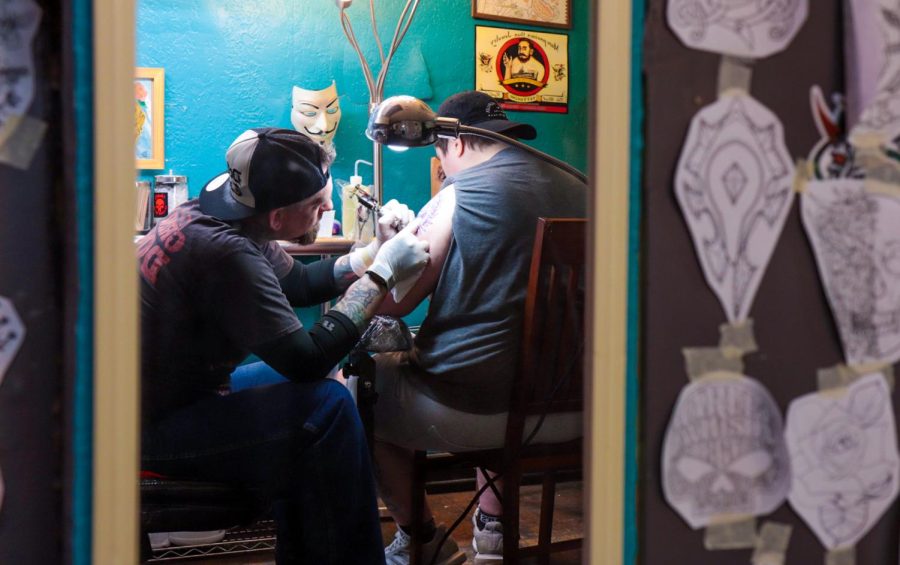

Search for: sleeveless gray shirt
xmin=410 ymin=147 xmax=586 ymax=414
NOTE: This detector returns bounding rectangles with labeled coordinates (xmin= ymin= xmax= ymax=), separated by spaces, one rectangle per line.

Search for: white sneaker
xmin=471 ymin=509 xmax=503 ymax=563
xmin=384 ymin=524 xmax=467 ymax=565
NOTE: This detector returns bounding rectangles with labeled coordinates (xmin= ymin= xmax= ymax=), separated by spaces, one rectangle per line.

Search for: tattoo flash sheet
xmin=0 ymin=0 xmax=41 ymax=133
xmin=849 ymin=0 xmax=900 ymax=145
xmin=675 ymin=93 xmax=795 ymax=323
xmin=0 ymin=295 xmax=24 ymax=386
xmin=0 ymin=295 xmax=24 ymax=516
xmin=844 ymin=0 xmax=891 ymax=130
xmin=785 ymin=373 xmax=899 ymax=550
xmin=666 ymin=0 xmax=808 ymax=59
xmin=662 ymin=375 xmax=791 ymax=529
xmin=801 ymin=179 xmax=900 ymax=366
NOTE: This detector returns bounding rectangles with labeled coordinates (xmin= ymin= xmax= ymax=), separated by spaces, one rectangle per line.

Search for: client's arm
xmin=376 ymin=185 xmax=456 ymax=316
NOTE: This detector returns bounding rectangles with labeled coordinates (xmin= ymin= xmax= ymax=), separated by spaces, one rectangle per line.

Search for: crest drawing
xmin=662 ymin=375 xmax=791 ymax=529
xmin=675 ymin=93 xmax=795 ymax=323
xmin=801 ymin=179 xmax=900 ymax=366
xmin=0 ymin=295 xmax=24 ymax=385
xmin=850 ymin=0 xmax=900 ymax=145
xmin=0 ymin=0 xmax=41 ymax=131
xmin=785 ymin=373 xmax=899 ymax=549
xmin=667 ymin=0 xmax=808 ymax=59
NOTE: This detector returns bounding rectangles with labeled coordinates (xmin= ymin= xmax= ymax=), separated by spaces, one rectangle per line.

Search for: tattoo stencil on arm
xmin=417 ymin=189 xmax=446 ymax=234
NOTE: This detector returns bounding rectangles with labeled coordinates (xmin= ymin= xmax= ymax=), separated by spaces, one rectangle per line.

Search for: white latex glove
xmin=376 ymin=199 xmax=415 ymax=244
xmin=367 ymin=220 xmax=429 ymax=291
xmin=348 ymin=199 xmax=415 ymax=277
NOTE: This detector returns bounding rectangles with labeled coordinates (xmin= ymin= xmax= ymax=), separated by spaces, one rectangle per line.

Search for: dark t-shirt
xmin=138 ymin=200 xmax=300 ymax=423
xmin=411 ymin=147 xmax=587 ymax=414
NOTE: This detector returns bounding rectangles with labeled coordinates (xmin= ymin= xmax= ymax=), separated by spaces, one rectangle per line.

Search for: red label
xmin=153 ymin=192 xmax=169 ymax=218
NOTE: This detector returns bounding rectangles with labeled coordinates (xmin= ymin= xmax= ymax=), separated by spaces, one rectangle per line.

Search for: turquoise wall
xmin=136 ymin=0 xmax=590 ymax=329
xmin=135 ymin=0 xmax=590 ymax=215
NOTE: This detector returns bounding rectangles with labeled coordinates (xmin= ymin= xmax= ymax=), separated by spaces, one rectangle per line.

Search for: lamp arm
xmin=457 ymin=125 xmax=588 ymax=183
xmin=393 ymin=0 xmax=421 ymax=58
xmin=369 ymin=0 xmax=385 ymax=64
xmin=376 ymin=0 xmax=421 ymax=98
xmin=340 ymin=9 xmax=376 ymax=98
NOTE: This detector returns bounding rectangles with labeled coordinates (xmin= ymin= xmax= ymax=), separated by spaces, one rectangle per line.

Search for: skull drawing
xmin=662 ymin=375 xmax=791 ymax=529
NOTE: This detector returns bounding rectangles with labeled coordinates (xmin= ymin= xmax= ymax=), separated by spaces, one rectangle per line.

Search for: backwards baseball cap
xmin=437 ymin=91 xmax=536 ymax=140
xmin=200 ymin=127 xmax=329 ymax=221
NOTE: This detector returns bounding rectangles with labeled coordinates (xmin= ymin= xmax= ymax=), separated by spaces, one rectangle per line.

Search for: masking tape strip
xmin=825 ymin=546 xmax=855 ymax=565
xmin=793 ymin=159 xmax=811 ymax=193
xmin=683 ymin=347 xmax=744 ymax=380
xmin=864 ymin=176 xmax=900 ymax=198
xmin=751 ymin=521 xmax=792 ymax=565
xmin=857 ymin=148 xmax=900 ymax=196
xmin=0 ymin=115 xmax=47 ymax=170
xmin=717 ymin=55 xmax=754 ymax=95
xmin=719 ymin=319 xmax=758 ymax=356
xmin=817 ymin=363 xmax=895 ymax=392
xmin=0 ymin=115 xmax=24 ymax=149
xmin=703 ymin=516 xmax=757 ymax=550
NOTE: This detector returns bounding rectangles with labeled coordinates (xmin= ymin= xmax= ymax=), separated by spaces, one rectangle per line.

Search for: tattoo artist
xmin=138 ymin=127 xmax=428 ymax=565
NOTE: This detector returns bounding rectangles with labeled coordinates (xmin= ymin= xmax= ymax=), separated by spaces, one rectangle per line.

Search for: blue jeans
xmin=230 ymin=361 xmax=290 ymax=391
xmin=142 ymin=372 xmax=384 ymax=565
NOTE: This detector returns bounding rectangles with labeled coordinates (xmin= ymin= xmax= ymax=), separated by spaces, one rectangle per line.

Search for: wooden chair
xmin=410 ymin=217 xmax=586 ymax=564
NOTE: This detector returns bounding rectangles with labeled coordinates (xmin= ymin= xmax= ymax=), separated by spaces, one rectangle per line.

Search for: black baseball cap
xmin=199 ymin=127 xmax=330 ymax=221
xmin=437 ymin=91 xmax=537 ymax=140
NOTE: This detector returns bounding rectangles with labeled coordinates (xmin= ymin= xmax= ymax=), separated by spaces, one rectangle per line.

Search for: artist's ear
xmin=267 ymin=208 xmax=284 ymax=232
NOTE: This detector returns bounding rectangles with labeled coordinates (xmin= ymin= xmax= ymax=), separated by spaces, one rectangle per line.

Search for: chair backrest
xmin=506 ymin=217 xmax=586 ymax=447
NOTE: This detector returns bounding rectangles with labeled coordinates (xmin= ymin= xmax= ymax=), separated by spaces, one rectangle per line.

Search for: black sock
xmin=398 ymin=519 xmax=437 ymax=543
xmin=476 ymin=508 xmax=502 ymax=530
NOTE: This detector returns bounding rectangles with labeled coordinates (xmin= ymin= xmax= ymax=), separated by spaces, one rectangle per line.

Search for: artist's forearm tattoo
xmin=332 ymin=255 xmax=358 ymax=290
xmin=332 ymin=277 xmax=385 ymax=331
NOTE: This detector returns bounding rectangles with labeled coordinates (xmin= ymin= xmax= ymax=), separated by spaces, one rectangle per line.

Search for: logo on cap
xmin=229 ymin=168 xmax=243 ymax=196
xmin=485 ymin=101 xmax=506 ymax=120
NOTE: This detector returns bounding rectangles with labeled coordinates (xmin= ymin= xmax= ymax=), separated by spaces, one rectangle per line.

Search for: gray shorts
xmin=373 ymin=351 xmax=582 ymax=453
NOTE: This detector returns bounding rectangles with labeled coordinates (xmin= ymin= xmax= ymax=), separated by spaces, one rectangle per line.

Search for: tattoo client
xmin=372 ymin=91 xmax=587 ymax=565
xmin=138 ymin=127 xmax=428 ymax=565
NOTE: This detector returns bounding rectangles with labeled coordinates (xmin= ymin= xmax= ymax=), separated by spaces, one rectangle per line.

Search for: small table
xmin=279 ymin=237 xmax=354 ymax=257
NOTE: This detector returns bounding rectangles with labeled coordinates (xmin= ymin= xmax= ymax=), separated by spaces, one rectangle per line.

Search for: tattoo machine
xmin=350 ymin=185 xmax=406 ymax=233
xmin=350 ymin=185 xmax=383 ymax=217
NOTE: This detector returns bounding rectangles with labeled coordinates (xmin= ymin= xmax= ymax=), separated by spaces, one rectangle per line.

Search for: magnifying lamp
xmin=365 ymin=95 xmax=588 ymax=183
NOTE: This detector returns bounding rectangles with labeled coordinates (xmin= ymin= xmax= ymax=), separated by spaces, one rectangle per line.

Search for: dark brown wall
xmin=641 ymin=1 xmax=899 ymax=563
xmin=0 ymin=1 xmax=66 ymax=562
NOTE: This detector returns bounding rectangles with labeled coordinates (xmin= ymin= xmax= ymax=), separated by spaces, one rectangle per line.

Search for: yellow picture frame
xmin=134 ymin=67 xmax=165 ymax=169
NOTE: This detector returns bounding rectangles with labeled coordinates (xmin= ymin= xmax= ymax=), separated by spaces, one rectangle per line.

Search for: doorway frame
xmin=89 ymin=1 xmax=634 ymax=563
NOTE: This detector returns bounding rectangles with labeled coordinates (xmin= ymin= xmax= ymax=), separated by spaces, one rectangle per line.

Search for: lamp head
xmin=366 ymin=95 xmax=459 ymax=148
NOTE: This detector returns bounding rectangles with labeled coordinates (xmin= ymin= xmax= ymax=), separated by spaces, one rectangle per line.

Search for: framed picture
xmin=472 ymin=0 xmax=571 ymax=29
xmin=475 ymin=26 xmax=569 ymax=113
xmin=134 ymin=67 xmax=165 ymax=169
